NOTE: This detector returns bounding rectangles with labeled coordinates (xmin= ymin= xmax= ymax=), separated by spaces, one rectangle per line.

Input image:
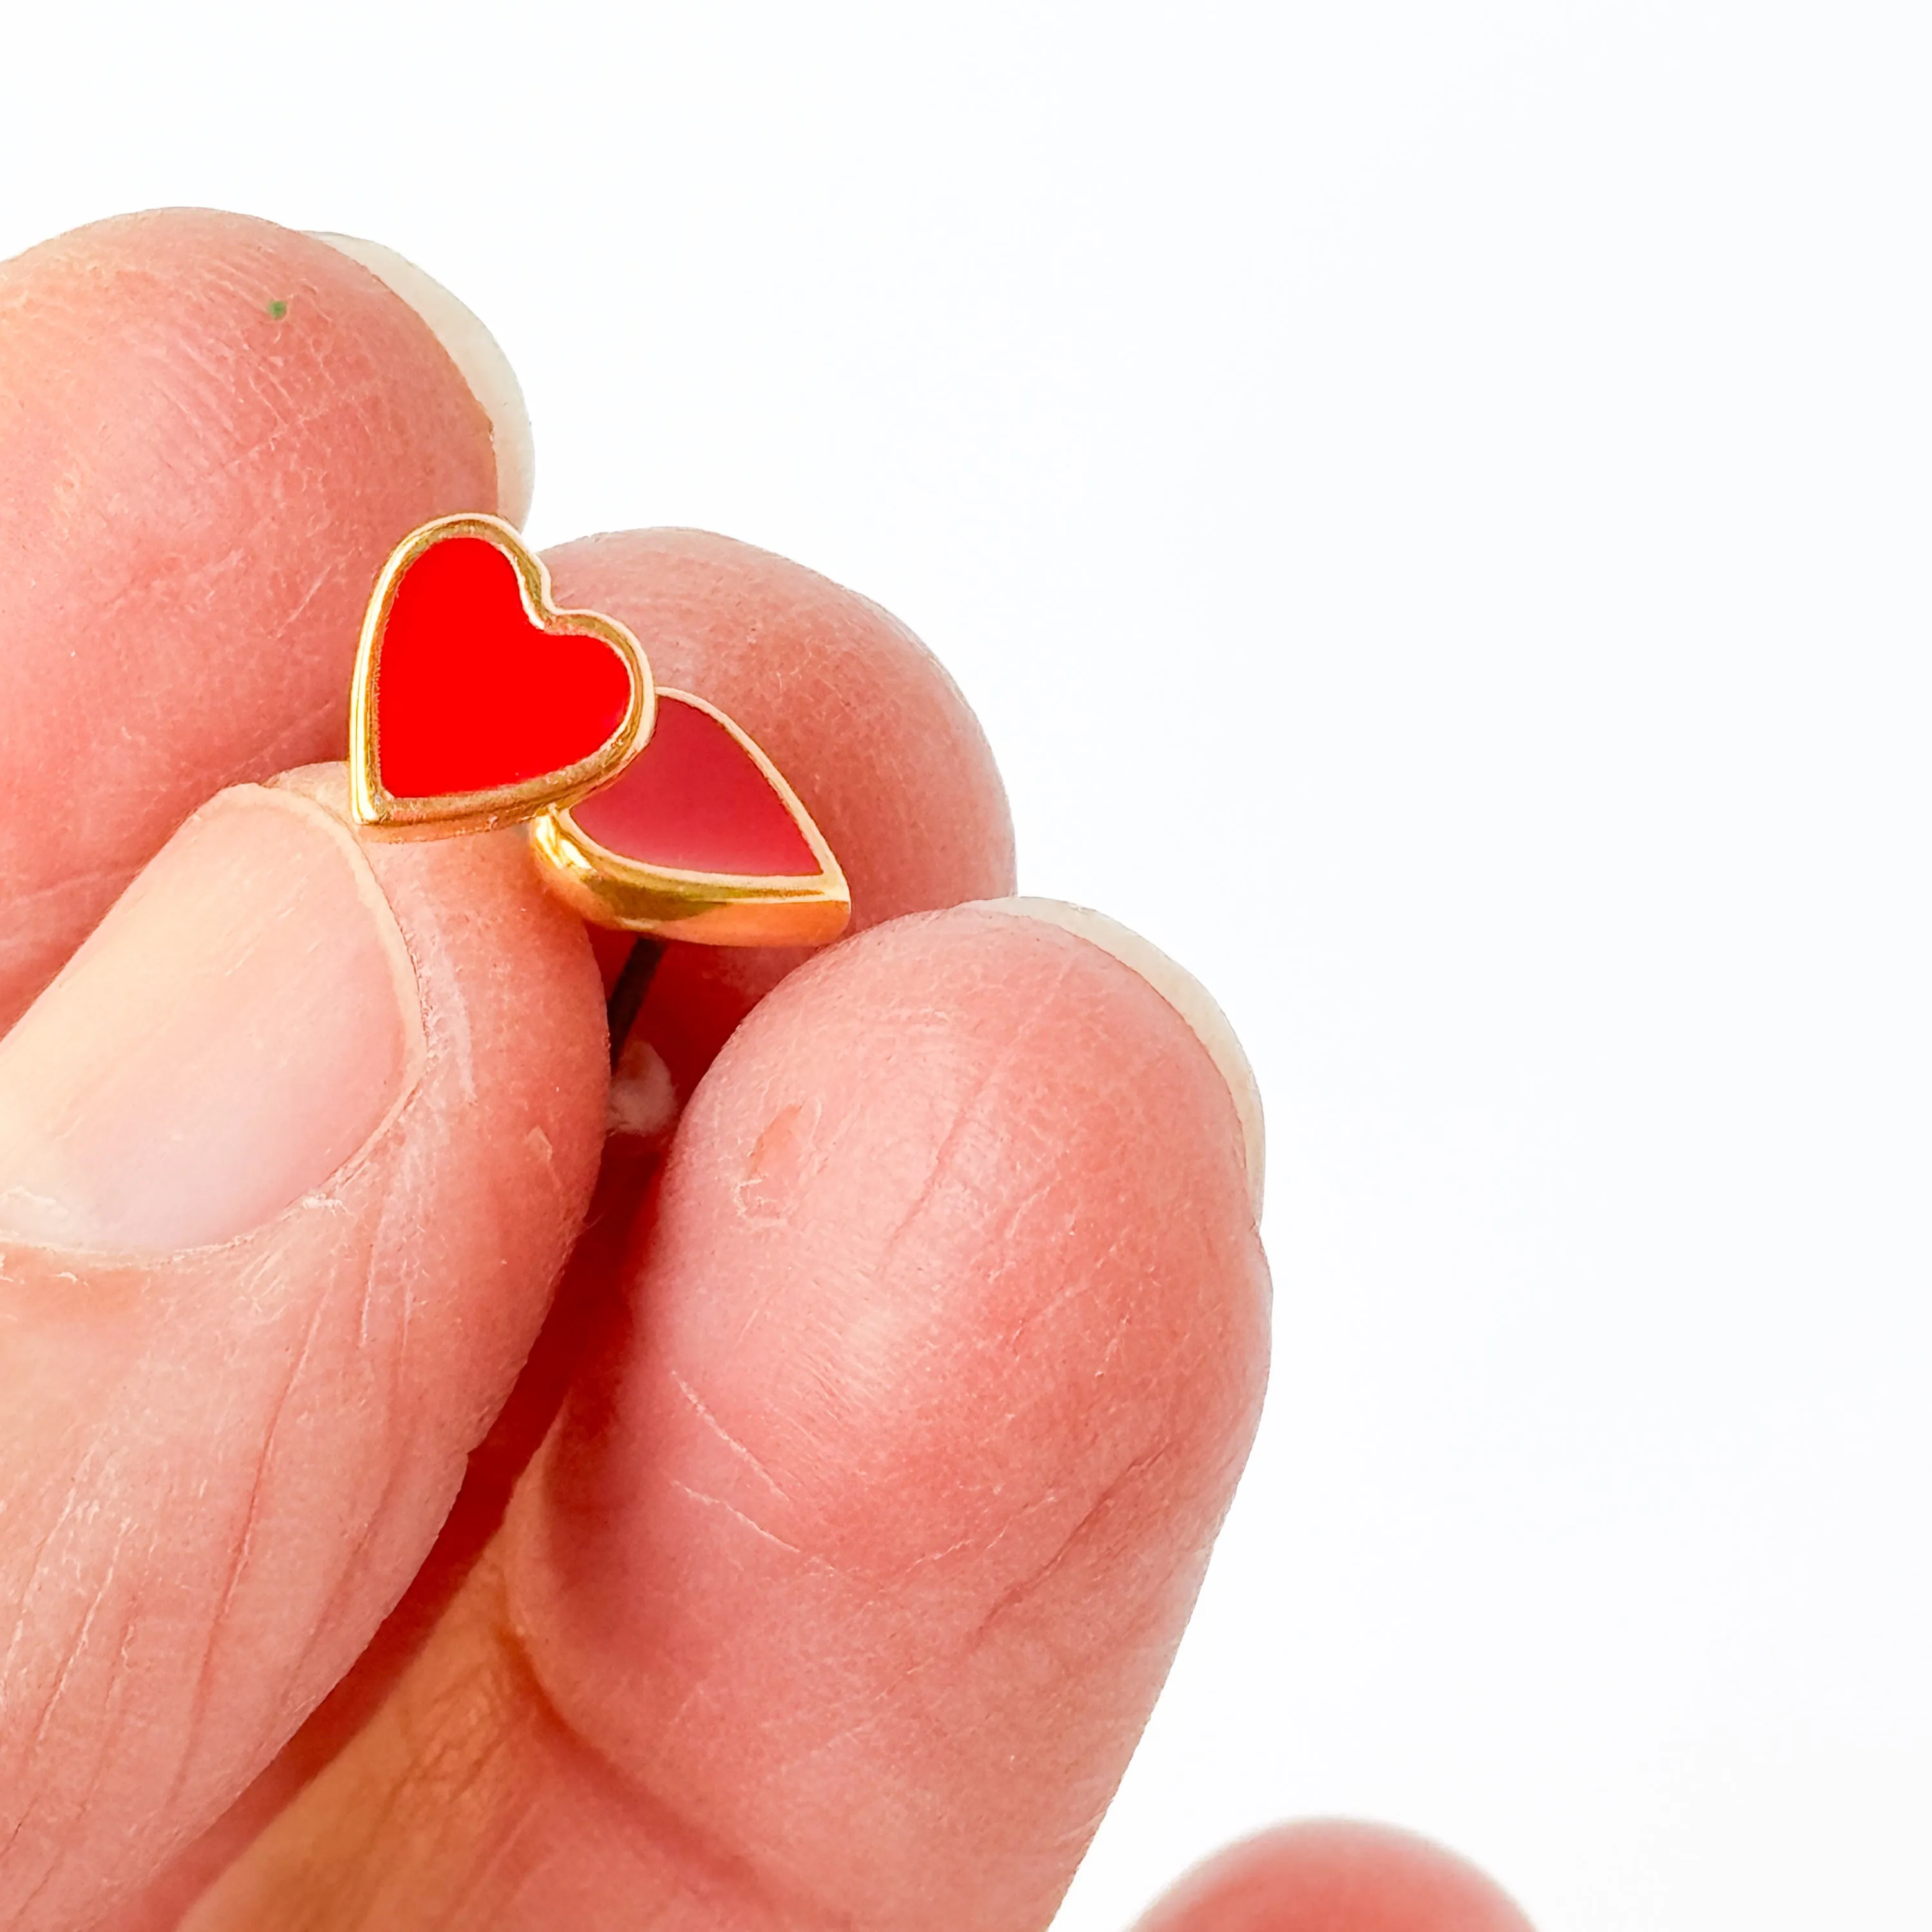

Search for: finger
xmin=0 ymin=766 xmax=607 ymax=1932
xmin=542 ymin=529 xmax=1017 ymax=1094
xmin=1131 ymin=1821 xmax=1536 ymax=1931
xmin=0 ymin=209 xmax=515 ymax=1027
xmin=186 ymin=902 xmax=1267 ymax=1931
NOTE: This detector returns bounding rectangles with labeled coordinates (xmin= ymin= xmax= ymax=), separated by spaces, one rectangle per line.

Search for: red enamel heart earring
xmin=350 ymin=514 xmax=652 ymax=833
xmin=348 ymin=514 xmax=851 ymax=951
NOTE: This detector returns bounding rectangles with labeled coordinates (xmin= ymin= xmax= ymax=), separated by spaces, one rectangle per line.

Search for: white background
xmin=3 ymin=5 xmax=1927 ymax=1927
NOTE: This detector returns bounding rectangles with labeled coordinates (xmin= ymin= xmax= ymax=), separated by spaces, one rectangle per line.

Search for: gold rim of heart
xmin=346 ymin=514 xmax=851 ymax=946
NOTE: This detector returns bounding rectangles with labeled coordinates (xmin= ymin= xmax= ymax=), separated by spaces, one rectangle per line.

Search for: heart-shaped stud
xmin=529 ymin=690 xmax=849 ymax=945
xmin=350 ymin=514 xmax=654 ymax=835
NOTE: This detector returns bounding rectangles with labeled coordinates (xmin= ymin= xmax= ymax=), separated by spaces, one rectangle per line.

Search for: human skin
xmin=1130 ymin=1823 xmax=1536 ymax=1932
xmin=0 ymin=211 xmax=1528 ymax=1930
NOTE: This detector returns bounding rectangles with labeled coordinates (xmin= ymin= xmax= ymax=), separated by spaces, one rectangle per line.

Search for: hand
xmin=0 ymin=210 xmax=1524 ymax=1932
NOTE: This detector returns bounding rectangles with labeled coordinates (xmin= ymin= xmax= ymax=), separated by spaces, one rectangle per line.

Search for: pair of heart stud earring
xmin=347 ymin=514 xmax=849 ymax=951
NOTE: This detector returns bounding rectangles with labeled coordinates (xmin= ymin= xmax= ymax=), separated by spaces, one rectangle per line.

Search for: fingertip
xmin=0 ymin=209 xmax=502 ymax=1025
xmin=971 ymin=896 xmax=1266 ymax=1219
xmin=0 ymin=756 xmax=609 ymax=1925
xmin=1134 ymin=1820 xmax=1537 ymax=1932
xmin=309 ymin=231 xmax=533 ymax=526
xmin=0 ymin=779 xmax=424 ymax=1254
xmin=504 ymin=902 xmax=1268 ymax=1927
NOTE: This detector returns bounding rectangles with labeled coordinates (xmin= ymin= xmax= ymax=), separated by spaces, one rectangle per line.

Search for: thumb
xmin=0 ymin=767 xmax=607 ymax=1932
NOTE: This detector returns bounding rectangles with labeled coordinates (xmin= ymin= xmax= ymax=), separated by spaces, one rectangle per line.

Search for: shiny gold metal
xmin=348 ymin=513 xmax=654 ymax=837
xmin=529 ymin=689 xmax=851 ymax=946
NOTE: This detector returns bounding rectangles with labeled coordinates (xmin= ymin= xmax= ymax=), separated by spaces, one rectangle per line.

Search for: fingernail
xmin=0 ymin=787 xmax=424 ymax=1255
xmin=972 ymin=897 xmax=1267 ymax=1220
xmin=310 ymin=231 xmax=536 ymax=527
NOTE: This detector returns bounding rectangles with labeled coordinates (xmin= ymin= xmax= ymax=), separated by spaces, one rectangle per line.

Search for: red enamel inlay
xmin=375 ymin=536 xmax=633 ymax=799
xmin=571 ymin=694 xmax=820 ymax=876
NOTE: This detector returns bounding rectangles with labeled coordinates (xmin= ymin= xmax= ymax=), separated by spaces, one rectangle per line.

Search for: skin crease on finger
xmin=0 ymin=209 xmax=500 ymax=1031
xmin=184 ymin=904 xmax=1270 ymax=1932
xmin=0 ymin=766 xmax=609 ymax=1932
